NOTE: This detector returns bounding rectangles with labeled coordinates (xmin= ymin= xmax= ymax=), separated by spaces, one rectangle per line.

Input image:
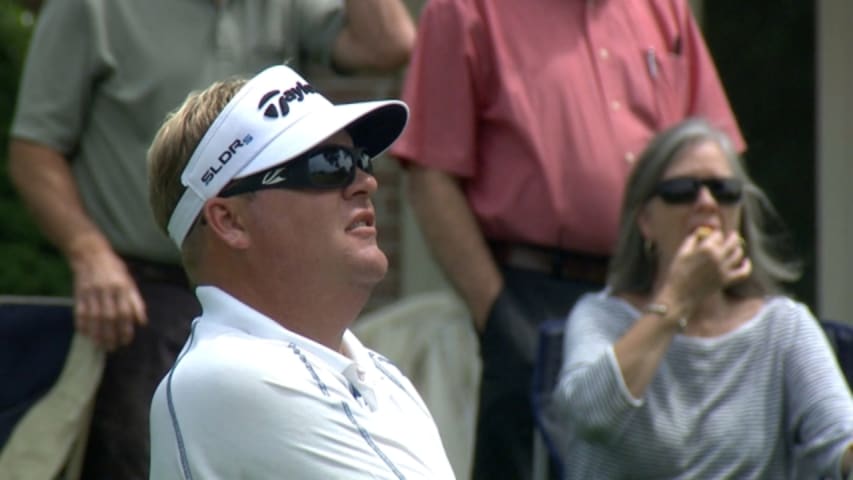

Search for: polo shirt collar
xmin=194 ymin=285 xmax=363 ymax=374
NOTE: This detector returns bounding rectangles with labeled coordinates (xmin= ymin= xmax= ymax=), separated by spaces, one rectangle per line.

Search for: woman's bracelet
xmin=644 ymin=302 xmax=687 ymax=331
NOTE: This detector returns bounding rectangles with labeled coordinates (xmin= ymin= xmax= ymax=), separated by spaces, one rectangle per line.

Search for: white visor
xmin=166 ymin=65 xmax=408 ymax=247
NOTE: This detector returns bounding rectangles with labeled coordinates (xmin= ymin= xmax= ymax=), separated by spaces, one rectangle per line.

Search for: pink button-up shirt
xmin=392 ymin=0 xmax=744 ymax=255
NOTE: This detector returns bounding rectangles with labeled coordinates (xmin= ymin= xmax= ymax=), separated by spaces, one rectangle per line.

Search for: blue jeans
xmin=471 ymin=266 xmax=601 ymax=480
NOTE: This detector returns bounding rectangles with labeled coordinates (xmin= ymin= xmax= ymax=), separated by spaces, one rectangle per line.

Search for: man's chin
xmin=353 ymin=249 xmax=388 ymax=287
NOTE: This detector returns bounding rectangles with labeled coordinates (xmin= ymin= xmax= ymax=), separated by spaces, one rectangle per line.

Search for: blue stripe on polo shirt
xmin=289 ymin=344 xmax=407 ymax=479
xmin=342 ymin=401 xmax=406 ymax=480
xmin=288 ymin=342 xmax=330 ymax=396
xmin=166 ymin=323 xmax=200 ymax=480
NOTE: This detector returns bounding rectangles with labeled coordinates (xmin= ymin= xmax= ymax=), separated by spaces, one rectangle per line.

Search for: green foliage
xmin=0 ymin=4 xmax=71 ymax=295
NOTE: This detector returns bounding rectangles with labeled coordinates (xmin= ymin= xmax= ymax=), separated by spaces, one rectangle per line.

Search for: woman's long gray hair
xmin=607 ymin=117 xmax=801 ymax=297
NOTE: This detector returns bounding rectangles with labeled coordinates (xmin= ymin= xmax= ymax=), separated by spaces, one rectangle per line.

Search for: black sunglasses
xmin=219 ymin=145 xmax=372 ymax=197
xmin=653 ymin=176 xmax=743 ymax=205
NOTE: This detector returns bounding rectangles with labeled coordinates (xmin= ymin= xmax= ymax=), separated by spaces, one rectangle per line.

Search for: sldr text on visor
xmin=202 ymin=135 xmax=255 ymax=186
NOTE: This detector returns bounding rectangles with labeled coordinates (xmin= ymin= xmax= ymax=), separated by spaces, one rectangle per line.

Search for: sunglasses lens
xmin=655 ymin=177 xmax=743 ymax=205
xmin=708 ymin=179 xmax=743 ymax=204
xmin=307 ymin=149 xmax=356 ymax=187
xmin=357 ymin=151 xmax=374 ymax=175
xmin=657 ymin=178 xmax=699 ymax=204
xmin=219 ymin=146 xmax=372 ymax=197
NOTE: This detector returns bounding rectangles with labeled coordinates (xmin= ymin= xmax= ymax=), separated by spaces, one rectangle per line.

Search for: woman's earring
xmin=643 ymin=238 xmax=655 ymax=257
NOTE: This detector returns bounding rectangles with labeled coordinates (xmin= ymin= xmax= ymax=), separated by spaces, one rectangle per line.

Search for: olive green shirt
xmin=11 ymin=0 xmax=344 ymax=263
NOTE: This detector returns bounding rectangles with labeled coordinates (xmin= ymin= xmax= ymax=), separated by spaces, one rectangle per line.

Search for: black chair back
xmin=0 ymin=297 xmax=74 ymax=447
xmin=820 ymin=319 xmax=853 ymax=388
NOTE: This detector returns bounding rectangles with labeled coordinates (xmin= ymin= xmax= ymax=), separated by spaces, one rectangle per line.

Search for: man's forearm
xmin=406 ymin=166 xmax=502 ymax=331
xmin=8 ymin=139 xmax=113 ymax=262
xmin=10 ymin=139 xmax=148 ymax=349
xmin=334 ymin=0 xmax=415 ymax=72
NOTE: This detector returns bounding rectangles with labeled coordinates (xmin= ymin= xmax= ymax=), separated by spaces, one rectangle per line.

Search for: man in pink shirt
xmin=391 ymin=1 xmax=744 ymax=479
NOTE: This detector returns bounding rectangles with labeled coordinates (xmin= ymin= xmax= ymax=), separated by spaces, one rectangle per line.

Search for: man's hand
xmin=333 ymin=0 xmax=415 ymax=72
xmin=70 ymin=245 xmax=147 ymax=351
xmin=8 ymin=140 xmax=148 ymax=351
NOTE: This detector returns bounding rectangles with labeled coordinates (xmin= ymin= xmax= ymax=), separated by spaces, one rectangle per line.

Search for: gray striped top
xmin=550 ymin=291 xmax=853 ymax=479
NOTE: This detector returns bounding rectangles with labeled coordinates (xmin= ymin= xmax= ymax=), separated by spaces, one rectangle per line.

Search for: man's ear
xmin=201 ymin=198 xmax=251 ymax=249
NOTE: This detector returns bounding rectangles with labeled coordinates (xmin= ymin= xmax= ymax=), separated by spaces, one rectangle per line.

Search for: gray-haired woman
xmin=552 ymin=117 xmax=853 ymax=479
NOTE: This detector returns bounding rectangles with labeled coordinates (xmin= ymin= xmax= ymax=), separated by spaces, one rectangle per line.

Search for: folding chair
xmin=0 ymin=296 xmax=104 ymax=480
xmin=531 ymin=318 xmax=567 ymax=480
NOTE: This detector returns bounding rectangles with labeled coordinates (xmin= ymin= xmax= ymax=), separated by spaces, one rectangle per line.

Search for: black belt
xmin=489 ymin=242 xmax=609 ymax=284
xmin=121 ymin=256 xmax=190 ymax=287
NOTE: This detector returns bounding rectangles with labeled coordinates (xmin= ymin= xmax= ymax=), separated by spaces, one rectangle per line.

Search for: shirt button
xmin=356 ymin=367 xmax=366 ymax=381
xmin=624 ymin=151 xmax=636 ymax=163
xmin=599 ymin=48 xmax=609 ymax=60
xmin=611 ymin=100 xmax=621 ymax=111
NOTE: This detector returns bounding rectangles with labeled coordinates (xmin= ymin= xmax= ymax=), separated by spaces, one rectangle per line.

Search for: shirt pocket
xmin=625 ymin=47 xmax=688 ymax=129
xmin=649 ymin=48 xmax=689 ymax=125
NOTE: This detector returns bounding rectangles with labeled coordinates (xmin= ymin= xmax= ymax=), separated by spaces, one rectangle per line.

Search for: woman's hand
xmin=660 ymin=229 xmax=752 ymax=313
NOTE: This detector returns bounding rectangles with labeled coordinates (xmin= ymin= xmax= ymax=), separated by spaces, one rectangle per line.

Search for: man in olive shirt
xmin=7 ymin=1 xmax=414 ymax=478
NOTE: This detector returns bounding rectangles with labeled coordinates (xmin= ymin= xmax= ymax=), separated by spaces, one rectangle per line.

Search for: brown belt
xmin=489 ymin=242 xmax=609 ymax=284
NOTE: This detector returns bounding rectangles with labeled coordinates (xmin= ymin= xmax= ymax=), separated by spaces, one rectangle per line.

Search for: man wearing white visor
xmin=146 ymin=65 xmax=455 ymax=479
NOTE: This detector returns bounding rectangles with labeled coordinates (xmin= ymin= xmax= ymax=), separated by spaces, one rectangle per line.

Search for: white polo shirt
xmin=149 ymin=286 xmax=455 ymax=479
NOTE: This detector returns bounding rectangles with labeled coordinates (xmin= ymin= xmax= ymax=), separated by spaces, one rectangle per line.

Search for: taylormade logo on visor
xmin=199 ymin=82 xmax=317 ymax=186
xmin=258 ymin=82 xmax=316 ymax=118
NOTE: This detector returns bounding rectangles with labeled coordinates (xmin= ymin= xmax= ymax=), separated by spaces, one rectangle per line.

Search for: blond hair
xmin=147 ymin=77 xmax=248 ymax=279
xmin=147 ymin=77 xmax=248 ymax=232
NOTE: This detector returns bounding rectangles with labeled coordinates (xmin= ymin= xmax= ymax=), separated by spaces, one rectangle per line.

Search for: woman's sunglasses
xmin=219 ymin=145 xmax=372 ymax=197
xmin=653 ymin=176 xmax=743 ymax=205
